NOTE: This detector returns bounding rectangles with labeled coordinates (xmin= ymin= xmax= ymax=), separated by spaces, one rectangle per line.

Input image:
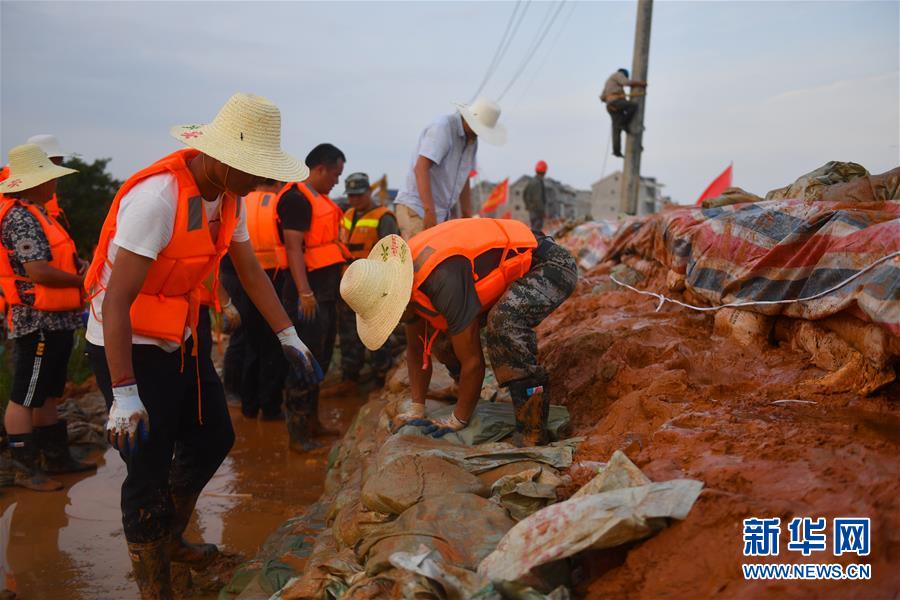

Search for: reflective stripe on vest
xmin=408 ymin=218 xmax=537 ymax=331
xmin=340 ymin=206 xmax=391 ymax=259
xmin=296 ymin=182 xmax=348 ymax=271
xmin=0 ymin=199 xmax=82 ymax=328
xmin=84 ymin=149 xmax=238 ymax=343
xmin=244 ymin=188 xmax=287 ymax=270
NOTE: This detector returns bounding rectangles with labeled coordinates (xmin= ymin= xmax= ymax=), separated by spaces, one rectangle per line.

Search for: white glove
xmin=278 ymin=327 xmax=323 ymax=386
xmin=390 ymin=401 xmax=429 ymax=432
xmin=106 ymin=384 xmax=150 ymax=454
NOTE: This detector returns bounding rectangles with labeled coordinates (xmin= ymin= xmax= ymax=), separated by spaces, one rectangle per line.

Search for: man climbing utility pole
xmin=620 ymin=0 xmax=653 ymax=215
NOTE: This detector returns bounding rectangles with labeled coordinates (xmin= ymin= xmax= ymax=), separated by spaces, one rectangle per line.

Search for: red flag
xmin=696 ymin=164 xmax=733 ymax=205
xmin=479 ymin=178 xmax=509 ymax=215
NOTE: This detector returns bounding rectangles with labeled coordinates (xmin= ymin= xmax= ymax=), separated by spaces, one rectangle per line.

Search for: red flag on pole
xmin=479 ymin=178 xmax=509 ymax=215
xmin=695 ymin=164 xmax=733 ymax=205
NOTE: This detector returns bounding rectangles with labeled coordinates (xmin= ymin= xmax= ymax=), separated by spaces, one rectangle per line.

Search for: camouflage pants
xmin=337 ymin=298 xmax=392 ymax=380
xmin=486 ymin=239 xmax=578 ymax=386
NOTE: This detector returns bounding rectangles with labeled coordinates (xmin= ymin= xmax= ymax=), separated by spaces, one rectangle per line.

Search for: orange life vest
xmin=0 ymin=198 xmax=83 ymax=329
xmin=84 ymin=148 xmax=238 ymax=344
xmin=340 ymin=206 xmax=391 ymax=260
xmin=244 ymin=187 xmax=289 ymax=270
xmin=409 ymin=218 xmax=537 ymax=332
xmin=296 ymin=182 xmax=348 ymax=271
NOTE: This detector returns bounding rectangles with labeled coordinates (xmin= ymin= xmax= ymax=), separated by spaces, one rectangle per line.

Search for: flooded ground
xmin=2 ymin=388 xmax=366 ymax=599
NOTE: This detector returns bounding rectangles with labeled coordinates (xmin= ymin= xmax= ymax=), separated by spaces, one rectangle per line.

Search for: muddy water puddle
xmin=2 ymin=391 xmax=365 ymax=599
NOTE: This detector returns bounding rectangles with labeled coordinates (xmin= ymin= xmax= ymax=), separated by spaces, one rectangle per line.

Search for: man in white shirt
xmin=394 ymin=97 xmax=506 ymax=238
xmin=83 ymin=93 xmax=320 ymax=599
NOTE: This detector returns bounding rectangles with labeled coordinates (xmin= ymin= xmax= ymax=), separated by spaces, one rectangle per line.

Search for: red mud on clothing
xmin=540 ymin=268 xmax=899 ymax=598
xmin=1 ymin=392 xmax=363 ymax=599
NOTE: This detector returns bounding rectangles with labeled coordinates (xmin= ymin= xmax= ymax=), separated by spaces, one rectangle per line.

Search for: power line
xmin=471 ymin=1 xmax=531 ymax=101
xmin=498 ymin=0 xmax=567 ymax=101
xmin=513 ymin=1 xmax=578 ymax=106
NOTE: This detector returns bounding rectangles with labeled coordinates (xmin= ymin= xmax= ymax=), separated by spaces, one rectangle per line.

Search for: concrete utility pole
xmin=620 ymin=0 xmax=653 ymax=215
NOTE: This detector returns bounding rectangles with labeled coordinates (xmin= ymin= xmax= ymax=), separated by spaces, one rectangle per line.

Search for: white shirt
xmin=86 ymin=173 xmax=249 ymax=351
xmin=395 ymin=112 xmax=477 ymax=223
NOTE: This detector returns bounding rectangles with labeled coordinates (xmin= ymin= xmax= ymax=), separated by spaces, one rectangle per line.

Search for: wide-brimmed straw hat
xmin=170 ymin=93 xmax=309 ymax=182
xmin=453 ymin=97 xmax=507 ymax=146
xmin=340 ymin=234 xmax=414 ymax=350
xmin=27 ymin=134 xmax=67 ymax=159
xmin=1 ymin=144 xmax=77 ymax=194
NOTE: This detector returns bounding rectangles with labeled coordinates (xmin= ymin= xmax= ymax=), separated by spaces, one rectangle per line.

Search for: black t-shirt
xmin=277 ymin=186 xmax=342 ymax=302
xmin=419 ymin=248 xmax=505 ymax=335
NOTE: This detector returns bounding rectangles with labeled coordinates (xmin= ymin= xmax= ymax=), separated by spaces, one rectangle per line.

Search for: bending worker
xmin=393 ymin=97 xmax=505 ymax=237
xmin=339 ymin=219 xmax=577 ymax=446
xmin=600 ymin=68 xmax=648 ymax=157
xmin=84 ymin=93 xmax=322 ymax=599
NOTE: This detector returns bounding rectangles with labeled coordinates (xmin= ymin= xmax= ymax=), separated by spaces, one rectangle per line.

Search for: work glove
xmin=389 ymin=401 xmax=430 ymax=433
xmin=221 ymin=299 xmax=241 ymax=334
xmin=278 ymin=327 xmax=324 ymax=386
xmin=106 ymin=384 xmax=150 ymax=455
xmin=422 ymin=413 xmax=469 ymax=438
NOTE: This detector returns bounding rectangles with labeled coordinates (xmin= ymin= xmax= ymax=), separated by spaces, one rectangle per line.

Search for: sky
xmin=1 ymin=1 xmax=898 ymax=204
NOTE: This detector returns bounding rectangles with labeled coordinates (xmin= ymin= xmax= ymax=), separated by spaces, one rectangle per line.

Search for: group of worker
xmin=0 ymin=92 xmax=578 ymax=598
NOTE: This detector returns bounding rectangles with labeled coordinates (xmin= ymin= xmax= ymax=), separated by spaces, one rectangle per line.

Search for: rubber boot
xmin=508 ymin=378 xmax=550 ymax=447
xmin=35 ymin=419 xmax=97 ymax=474
xmin=169 ymin=493 xmax=218 ymax=569
xmin=5 ymin=434 xmax=63 ymax=491
xmin=308 ymin=388 xmax=340 ymax=437
xmin=285 ymin=388 xmax=322 ymax=453
xmin=127 ymin=539 xmax=174 ymax=600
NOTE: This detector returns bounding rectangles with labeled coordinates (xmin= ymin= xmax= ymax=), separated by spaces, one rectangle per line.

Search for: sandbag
xmin=490 ymin=466 xmax=563 ymax=521
xmin=359 ymin=493 xmax=516 ymax=576
xmin=765 ymin=161 xmax=869 ymax=201
xmin=361 ymin=454 xmax=488 ymax=515
xmin=714 ymin=308 xmax=773 ymax=347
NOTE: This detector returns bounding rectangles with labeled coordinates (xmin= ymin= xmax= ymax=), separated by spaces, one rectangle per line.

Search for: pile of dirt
xmin=539 ymin=265 xmax=899 ymax=597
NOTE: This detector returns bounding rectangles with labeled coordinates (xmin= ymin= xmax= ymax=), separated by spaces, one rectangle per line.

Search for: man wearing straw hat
xmin=393 ymin=97 xmax=506 ymax=238
xmin=83 ymin=93 xmax=322 ymax=598
xmin=340 ymin=218 xmax=577 ymax=448
xmin=0 ymin=144 xmax=90 ymax=492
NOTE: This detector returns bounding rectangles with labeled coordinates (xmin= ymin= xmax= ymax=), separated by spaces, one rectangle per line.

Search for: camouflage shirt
xmin=1 ymin=203 xmax=82 ymax=338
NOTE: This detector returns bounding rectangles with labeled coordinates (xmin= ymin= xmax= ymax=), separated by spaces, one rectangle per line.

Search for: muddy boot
xmin=285 ymin=388 xmax=322 ymax=453
xmin=168 ymin=493 xmax=218 ymax=569
xmin=309 ymin=388 xmax=340 ymax=437
xmin=508 ymin=378 xmax=550 ymax=447
xmin=6 ymin=434 xmax=63 ymax=491
xmin=127 ymin=539 xmax=174 ymax=600
xmin=35 ymin=419 xmax=97 ymax=474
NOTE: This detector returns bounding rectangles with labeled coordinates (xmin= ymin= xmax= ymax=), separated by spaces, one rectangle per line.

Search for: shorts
xmin=10 ymin=329 xmax=75 ymax=408
xmin=396 ymin=204 xmax=425 ymax=239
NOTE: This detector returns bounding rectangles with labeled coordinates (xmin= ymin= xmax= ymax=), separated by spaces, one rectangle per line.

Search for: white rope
xmin=609 ymin=251 xmax=900 ymax=313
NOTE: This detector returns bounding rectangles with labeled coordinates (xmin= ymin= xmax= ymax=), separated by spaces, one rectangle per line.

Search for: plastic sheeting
xmin=603 ymin=169 xmax=900 ymax=336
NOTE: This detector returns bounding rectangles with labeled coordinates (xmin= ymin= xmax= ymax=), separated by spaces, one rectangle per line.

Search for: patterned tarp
xmin=603 ymin=191 xmax=900 ymax=336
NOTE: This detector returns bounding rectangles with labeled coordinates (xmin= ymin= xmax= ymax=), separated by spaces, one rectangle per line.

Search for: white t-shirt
xmin=86 ymin=173 xmax=249 ymax=351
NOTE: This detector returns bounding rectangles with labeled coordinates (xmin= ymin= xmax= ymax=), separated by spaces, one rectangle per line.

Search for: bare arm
xmin=447 ymin=320 xmax=485 ymax=422
xmin=228 ymin=239 xmax=292 ymax=333
xmin=406 ymin=317 xmax=432 ymax=406
xmin=101 ymin=248 xmax=153 ymax=384
xmin=414 ymin=155 xmax=438 ymax=229
xmin=458 ymin=178 xmax=473 ymax=219
xmin=23 ymin=260 xmax=84 ymax=288
xmin=283 ymin=229 xmax=312 ymax=296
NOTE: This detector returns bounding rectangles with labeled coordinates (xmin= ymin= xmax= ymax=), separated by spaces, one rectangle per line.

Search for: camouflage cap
xmin=345 ymin=172 xmax=370 ymax=195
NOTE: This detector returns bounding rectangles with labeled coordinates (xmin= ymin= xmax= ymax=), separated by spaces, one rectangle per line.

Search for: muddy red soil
xmin=542 ymin=270 xmax=899 ymax=598
xmin=2 ymin=391 xmax=364 ymax=599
